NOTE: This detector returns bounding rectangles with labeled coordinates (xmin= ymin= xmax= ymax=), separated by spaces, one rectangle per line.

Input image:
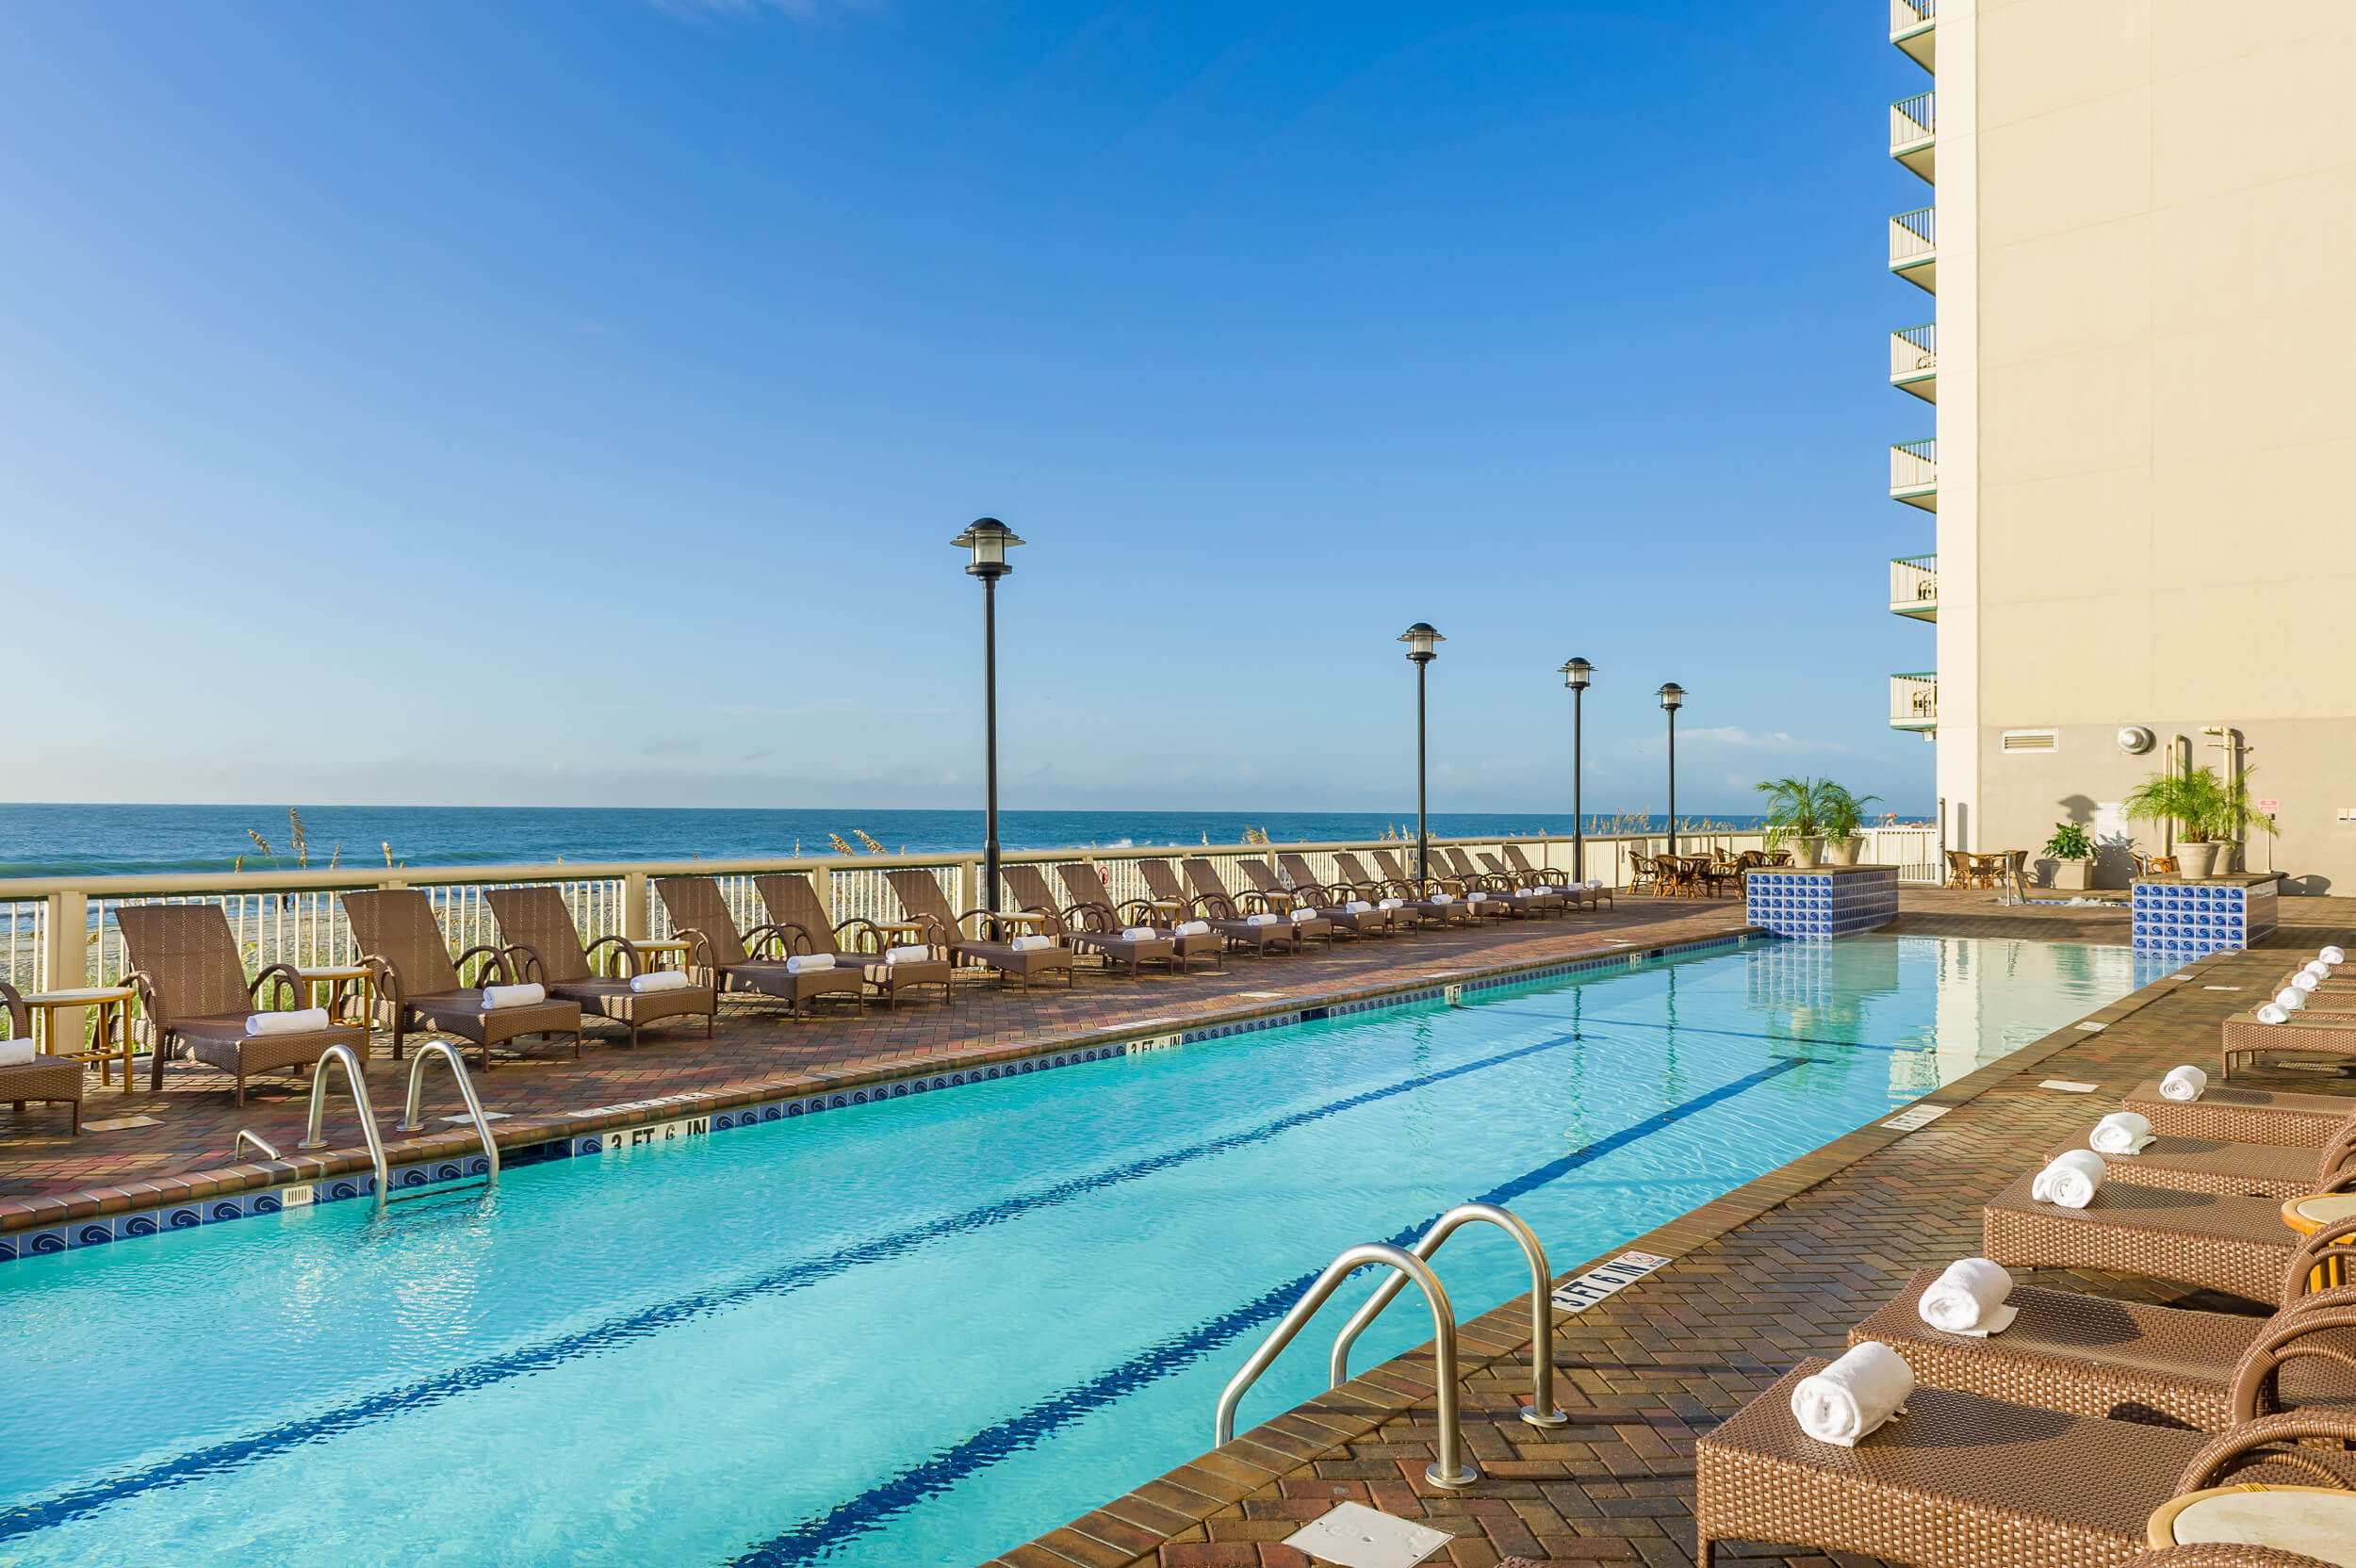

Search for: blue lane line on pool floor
xmin=726 ymin=1056 xmax=1811 ymax=1568
xmin=0 ymin=1025 xmax=1596 ymax=1543
xmin=1475 ymin=1004 xmax=1927 ymax=1055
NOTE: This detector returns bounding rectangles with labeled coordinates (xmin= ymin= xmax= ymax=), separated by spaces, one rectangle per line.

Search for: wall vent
xmin=2001 ymin=729 xmax=2059 ymax=753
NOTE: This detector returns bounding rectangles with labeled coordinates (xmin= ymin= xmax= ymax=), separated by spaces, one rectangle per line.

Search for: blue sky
xmin=0 ymin=1 xmax=1933 ymax=817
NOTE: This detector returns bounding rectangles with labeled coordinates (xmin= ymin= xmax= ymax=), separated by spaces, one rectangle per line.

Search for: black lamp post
xmin=953 ymin=517 xmax=1024 ymax=918
xmin=1399 ymin=623 xmax=1444 ymax=885
xmin=1560 ymin=657 xmax=1594 ymax=882
xmin=1657 ymin=682 xmax=1685 ymax=857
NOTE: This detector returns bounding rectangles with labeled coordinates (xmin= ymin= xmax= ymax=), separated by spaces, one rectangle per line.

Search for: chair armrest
xmin=248 ymin=963 xmax=304 ymax=1012
xmin=743 ymin=923 xmax=791 ymax=959
xmin=775 ymin=922 xmax=820 ymax=957
xmin=508 ymin=942 xmax=552 ymax=985
xmin=116 ymin=968 xmax=166 ymax=1030
xmin=2173 ymin=1408 xmax=2356 ymax=1494
xmin=355 ymin=953 xmax=404 ymax=1008
xmin=2282 ymin=1214 xmax=2356 ymax=1302
xmin=455 ymin=945 xmax=515 ymax=986
xmin=832 ymin=917 xmax=889 ymax=958
xmin=672 ymin=926 xmax=719 ymax=974
xmin=582 ymin=935 xmax=640 ymax=979
xmin=0 ymin=981 xmax=25 ymax=1041
xmin=2226 ymin=1298 xmax=2356 ymax=1423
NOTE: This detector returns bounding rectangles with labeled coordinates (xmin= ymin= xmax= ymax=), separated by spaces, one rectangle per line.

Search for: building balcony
xmin=1890 ymin=0 xmax=1934 ymax=72
xmin=1890 ymin=322 xmax=1935 ymax=401
xmin=1890 ymin=672 xmax=1938 ymax=732
xmin=1890 ymin=93 xmax=1934 ymax=182
xmin=1890 ymin=438 xmax=1937 ymax=511
xmin=1890 ymin=554 xmax=1937 ymax=620
xmin=1890 ymin=207 xmax=1935 ymax=292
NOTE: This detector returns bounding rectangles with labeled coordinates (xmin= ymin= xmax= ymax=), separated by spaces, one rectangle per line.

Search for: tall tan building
xmin=1886 ymin=0 xmax=2356 ymax=892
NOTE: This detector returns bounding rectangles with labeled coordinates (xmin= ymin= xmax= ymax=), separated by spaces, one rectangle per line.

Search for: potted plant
xmin=2208 ymin=768 xmax=2280 ymax=874
xmin=1815 ymin=782 xmax=1882 ymax=866
xmin=2040 ymin=821 xmax=2096 ymax=890
xmin=1756 ymin=776 xmax=1827 ymax=869
xmin=2122 ymin=766 xmax=2229 ymax=878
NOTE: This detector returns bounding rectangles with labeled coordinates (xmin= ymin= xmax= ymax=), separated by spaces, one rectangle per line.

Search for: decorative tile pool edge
xmin=0 ymin=929 xmax=1762 ymax=1265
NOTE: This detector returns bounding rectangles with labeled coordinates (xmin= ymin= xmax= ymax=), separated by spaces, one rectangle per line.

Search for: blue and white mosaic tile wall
xmin=1744 ymin=869 xmax=1900 ymax=941
xmin=2132 ymin=880 xmax=2279 ymax=960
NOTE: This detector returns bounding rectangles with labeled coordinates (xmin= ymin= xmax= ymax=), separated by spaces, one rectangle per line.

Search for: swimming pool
xmin=0 ymin=935 xmax=2135 ymax=1566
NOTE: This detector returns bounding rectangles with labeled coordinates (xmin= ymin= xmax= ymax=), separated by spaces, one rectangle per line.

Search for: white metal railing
xmin=1891 ymin=673 xmax=1939 ymax=729
xmin=1890 ymin=206 xmax=1935 ymax=268
xmin=1890 ymin=0 xmax=1934 ymax=35
xmin=1890 ymin=438 xmax=1938 ymax=495
xmin=1890 ymin=554 xmax=1938 ymax=614
xmin=1890 ymin=323 xmax=1936 ymax=382
xmin=1890 ymin=93 xmax=1934 ymax=154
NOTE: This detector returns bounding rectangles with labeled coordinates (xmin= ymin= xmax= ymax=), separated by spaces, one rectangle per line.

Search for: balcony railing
xmin=1890 ymin=323 xmax=1936 ymax=397
xmin=1890 ymin=554 xmax=1938 ymax=619
xmin=1890 ymin=0 xmax=1934 ymax=30
xmin=1890 ymin=207 xmax=1935 ymax=271
xmin=1890 ymin=672 xmax=1938 ymax=732
xmin=1890 ymin=438 xmax=1938 ymax=508
xmin=1890 ymin=93 xmax=1934 ymax=179
xmin=1890 ymin=0 xmax=1935 ymax=70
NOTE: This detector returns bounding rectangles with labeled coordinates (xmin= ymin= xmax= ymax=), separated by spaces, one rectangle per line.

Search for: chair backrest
xmin=1137 ymin=859 xmax=1186 ymax=902
xmin=1056 ymin=862 xmax=1113 ymax=912
xmin=341 ymin=890 xmax=465 ymax=993
xmin=1479 ymin=853 xmax=1509 ymax=876
xmin=1372 ymin=849 xmax=1413 ymax=883
xmin=1333 ymin=852 xmax=1377 ymax=886
xmin=1503 ymin=844 xmax=1538 ymax=874
xmin=754 ymin=874 xmax=844 ymax=958
xmin=1444 ymin=847 xmax=1479 ymax=877
xmin=1278 ymin=854 xmax=1324 ymax=890
xmin=999 ymin=865 xmax=1069 ymax=933
xmin=885 ymin=868 xmax=964 ymax=941
xmin=653 ymin=877 xmax=751 ymax=968
xmin=114 ymin=904 xmax=254 ymax=1021
xmin=483 ymin=886 xmax=594 ymax=986
xmin=1181 ymin=858 xmax=1235 ymax=903
xmin=1237 ymin=859 xmax=1285 ymax=895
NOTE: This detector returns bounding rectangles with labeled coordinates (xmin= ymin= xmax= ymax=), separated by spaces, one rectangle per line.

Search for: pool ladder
xmin=1214 ymin=1202 xmax=1565 ymax=1491
xmin=241 ymin=1042 xmax=502 ymax=1210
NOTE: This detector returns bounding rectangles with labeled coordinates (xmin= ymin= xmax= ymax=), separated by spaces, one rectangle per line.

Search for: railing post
xmin=42 ymin=890 xmax=90 ymax=1054
xmin=622 ymin=871 xmax=649 ymax=941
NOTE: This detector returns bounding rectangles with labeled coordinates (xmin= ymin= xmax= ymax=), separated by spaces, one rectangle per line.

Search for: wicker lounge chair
xmin=1432 ymin=847 xmax=1536 ymax=917
xmin=483 ymin=886 xmax=716 ymax=1047
xmin=1244 ymin=858 xmax=1403 ymax=939
xmin=1274 ymin=854 xmax=1405 ymax=936
xmin=653 ymin=876 xmax=869 ymax=1017
xmin=882 ymin=869 xmax=1075 ymax=991
xmin=999 ymin=864 xmax=1176 ymax=979
xmin=0 ymin=983 xmax=83 ymax=1133
xmin=1695 ymin=1373 xmax=2356 ymax=1568
xmin=1468 ymin=851 xmax=1567 ymax=915
xmin=1982 ymin=1168 xmax=2356 ymax=1305
xmin=1368 ymin=850 xmax=1481 ymax=925
xmin=1333 ymin=852 xmax=1462 ymax=927
xmin=115 ymin=904 xmax=368 ymax=1105
xmin=753 ymin=874 xmax=953 ymax=1008
xmin=1183 ymin=858 xmax=1329 ymax=954
xmin=342 ymin=890 xmax=584 ymax=1067
xmin=1136 ymin=858 xmax=1284 ymax=954
xmin=2038 ymin=1113 xmax=2355 ymax=1201
xmin=1054 ymin=863 xmax=1223 ymax=972
xmin=2125 ymin=1549 xmax=2343 ymax=1567
xmin=2224 ymin=1009 xmax=2356 ymax=1078
xmin=2125 ymin=1080 xmax=2356 ymax=1147
xmin=1852 ymin=1270 xmax=2356 ymax=1431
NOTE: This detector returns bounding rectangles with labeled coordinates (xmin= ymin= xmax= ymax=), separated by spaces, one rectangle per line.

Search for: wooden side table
xmin=2283 ymin=1192 xmax=2356 ymax=1292
xmin=22 ymin=987 xmax=137 ymax=1093
xmin=295 ymin=965 xmax=373 ymax=1027
xmin=2148 ymin=1483 xmax=2356 ymax=1560
xmin=626 ymin=938 xmax=692 ymax=973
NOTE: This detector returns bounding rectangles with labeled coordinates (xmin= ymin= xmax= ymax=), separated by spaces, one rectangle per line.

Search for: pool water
xmin=0 ymin=935 xmax=2135 ymax=1567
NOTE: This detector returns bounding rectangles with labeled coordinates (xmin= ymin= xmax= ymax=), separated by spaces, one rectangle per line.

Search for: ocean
xmin=0 ymin=804 xmax=1806 ymax=881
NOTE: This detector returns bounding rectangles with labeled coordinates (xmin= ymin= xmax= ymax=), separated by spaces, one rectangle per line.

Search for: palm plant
xmin=1816 ymin=782 xmax=1882 ymax=841
xmin=2215 ymin=767 xmax=2281 ymax=842
xmin=1755 ymin=776 xmax=1825 ymax=845
xmin=2122 ymin=767 xmax=2230 ymax=843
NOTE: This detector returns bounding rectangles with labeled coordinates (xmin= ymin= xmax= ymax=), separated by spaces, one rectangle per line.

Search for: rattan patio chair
xmin=1235 ymin=858 xmax=1383 ymax=939
xmin=0 ymin=982 xmax=83 ymax=1133
xmin=341 ymin=890 xmax=584 ymax=1067
xmin=882 ymin=869 xmax=1076 ymax=991
xmin=1137 ymin=858 xmax=1274 ymax=952
xmin=1182 ymin=858 xmax=1329 ymax=955
xmin=2037 ymin=1107 xmax=2356 ymax=1201
xmin=1474 ymin=853 xmax=1565 ymax=914
xmin=1052 ymin=862 xmax=1223 ymax=973
xmin=1504 ymin=843 xmax=1613 ymax=907
xmin=2223 ymin=1009 xmax=2356 ymax=1079
xmin=1271 ymin=854 xmax=1404 ymax=937
xmin=652 ymin=876 xmax=870 ymax=1017
xmin=1852 ymin=1270 xmax=2356 ymax=1431
xmin=753 ymin=874 xmax=953 ymax=1009
xmin=1695 ymin=1381 xmax=2356 ymax=1568
xmin=2124 ymin=1079 xmax=2356 ymax=1147
xmin=1333 ymin=852 xmax=1464 ymax=927
xmin=483 ymin=885 xmax=716 ymax=1048
xmin=1434 ymin=847 xmax=1530 ymax=917
xmin=998 ymin=864 xmax=1176 ymax=979
xmin=115 ymin=903 xmax=368 ymax=1105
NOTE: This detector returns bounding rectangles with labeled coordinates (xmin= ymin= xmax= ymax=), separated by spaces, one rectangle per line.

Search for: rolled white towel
xmin=1245 ymin=913 xmax=1279 ymax=926
xmin=1378 ymin=898 xmax=1405 ymax=910
xmin=2304 ymin=960 xmax=2332 ymax=979
xmin=2159 ymin=1065 xmax=2208 ymax=1102
xmin=1585 ymin=878 xmax=1602 ymax=890
xmin=1121 ymin=926 xmax=1159 ymax=941
xmin=1464 ymin=891 xmax=1487 ymax=905
xmin=1429 ymin=892 xmax=1456 ymax=906
xmin=2293 ymin=972 xmax=2322 ymax=993
xmin=2257 ymin=1002 xmax=2293 ymax=1025
xmin=245 ymin=1006 xmax=331 ymax=1037
xmin=1290 ymin=907 xmax=1318 ymax=923
xmin=884 ymin=943 xmax=933 ymax=964
xmin=2324 ymin=946 xmax=2348 ymax=965
xmin=2032 ymin=1148 xmax=2106 ymax=1209
xmin=1917 ymin=1258 xmax=2018 ymax=1336
xmin=479 ymin=983 xmax=546 ymax=1011
xmin=783 ymin=954 xmax=835 ymax=974
xmin=1345 ymin=901 xmax=1373 ymax=914
xmin=1008 ymin=934 xmax=1054 ymax=952
xmin=2088 ymin=1110 xmax=2153 ymax=1155
xmin=0 ymin=1038 xmax=38 ymax=1067
xmin=2276 ymin=988 xmax=2308 ymax=1012
xmin=1790 ymin=1342 xmax=1912 ymax=1447
xmin=628 ymin=971 xmax=694 ymax=994
xmin=1173 ymin=920 xmax=1212 ymax=938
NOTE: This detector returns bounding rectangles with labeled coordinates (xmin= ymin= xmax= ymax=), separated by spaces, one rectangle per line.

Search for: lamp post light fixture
xmin=1399 ymin=623 xmax=1445 ymax=886
xmin=1559 ymin=657 xmax=1594 ymax=883
xmin=953 ymin=517 xmax=1025 ymax=918
xmin=1657 ymin=682 xmax=1686 ymax=858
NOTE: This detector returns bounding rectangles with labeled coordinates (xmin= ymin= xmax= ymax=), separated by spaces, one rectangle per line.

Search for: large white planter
xmin=1787 ymin=835 xmax=1826 ymax=870
xmin=1824 ymin=836 xmax=1865 ymax=867
xmin=2048 ymin=859 xmax=2094 ymax=890
xmin=2174 ymin=841 xmax=2219 ymax=879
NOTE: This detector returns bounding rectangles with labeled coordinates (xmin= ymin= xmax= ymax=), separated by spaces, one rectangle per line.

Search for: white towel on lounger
xmin=2032 ymin=1148 xmax=2105 ymax=1208
xmin=1346 ymin=902 xmax=1373 ymax=914
xmin=2088 ymin=1111 xmax=2152 ymax=1154
xmin=1245 ymin=913 xmax=1279 ymax=926
xmin=478 ymin=984 xmax=545 ymax=1011
xmin=0 ymin=1038 xmax=32 ymax=1068
xmin=246 ymin=1006 xmax=331 ymax=1036
xmin=1429 ymin=893 xmax=1456 ymax=905
xmin=885 ymin=944 xmax=932 ymax=964
xmin=628 ymin=971 xmax=693 ymax=993
xmin=1917 ymin=1258 xmax=2017 ymax=1336
xmin=2324 ymin=946 xmax=2348 ymax=965
xmin=1121 ymin=926 xmax=1158 ymax=941
xmin=1290 ymin=907 xmax=1317 ymax=923
xmin=1008 ymin=935 xmax=1054 ymax=952
xmin=1790 ymin=1342 xmax=1911 ymax=1446
xmin=784 ymin=954 xmax=835 ymax=974
xmin=2159 ymin=1065 xmax=2207 ymax=1102
xmin=1173 ymin=920 xmax=1211 ymax=938
xmin=2258 ymin=1002 xmax=2293 ymax=1024
xmin=1378 ymin=898 xmax=1404 ymax=910
xmin=2276 ymin=988 xmax=2308 ymax=1011
xmin=2294 ymin=972 xmax=2321 ymax=993
xmin=2305 ymin=960 xmax=2332 ymax=979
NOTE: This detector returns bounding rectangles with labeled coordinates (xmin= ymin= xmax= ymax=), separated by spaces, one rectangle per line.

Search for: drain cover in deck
xmin=1284 ymin=1501 xmax=1449 ymax=1568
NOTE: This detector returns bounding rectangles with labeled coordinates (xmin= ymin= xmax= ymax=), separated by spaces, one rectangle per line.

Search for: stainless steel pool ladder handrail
xmin=233 ymin=1129 xmax=281 ymax=1162
xmin=390 ymin=1039 xmax=501 ymax=1188
xmin=292 ymin=1044 xmax=390 ymax=1208
xmin=1332 ymin=1201 xmax=1567 ymax=1428
xmin=1214 ymin=1242 xmax=1479 ymax=1490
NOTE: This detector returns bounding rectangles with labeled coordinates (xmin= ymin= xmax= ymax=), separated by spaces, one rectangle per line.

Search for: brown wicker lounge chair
xmin=2224 ymin=1009 xmax=2356 ymax=1078
xmin=1274 ymin=854 xmax=1405 ymax=936
xmin=999 ymin=864 xmax=1176 ymax=979
xmin=483 ymin=886 xmax=716 ymax=1048
xmin=652 ymin=876 xmax=869 ymax=1017
xmin=115 ymin=904 xmax=368 ymax=1105
xmin=1982 ymin=1168 xmax=2356 ymax=1305
xmin=753 ymin=874 xmax=952 ymax=1008
xmin=1465 ymin=850 xmax=1566 ymax=915
xmin=1055 ymin=863 xmax=1223 ymax=972
xmin=1330 ymin=852 xmax=1459 ymax=928
xmin=1852 ymin=1270 xmax=2356 ymax=1431
xmin=882 ymin=869 xmax=1075 ymax=990
xmin=2125 ymin=1549 xmax=2344 ymax=1568
xmin=1368 ymin=850 xmax=1481 ymax=925
xmin=2039 ymin=1115 xmax=2356 ymax=1201
xmin=1246 ymin=858 xmax=1404 ymax=939
xmin=342 ymin=890 xmax=584 ymax=1067
xmin=1135 ymin=858 xmax=1286 ymax=955
xmin=2125 ymin=1080 xmax=2356 ymax=1147
xmin=1183 ymin=858 xmax=1329 ymax=954
xmin=0 ymin=982 xmax=83 ymax=1133
xmin=1695 ymin=1375 xmax=2356 ymax=1568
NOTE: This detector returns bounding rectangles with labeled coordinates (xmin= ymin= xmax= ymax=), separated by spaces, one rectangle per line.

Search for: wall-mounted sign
xmin=2256 ymin=799 xmax=2280 ymax=814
